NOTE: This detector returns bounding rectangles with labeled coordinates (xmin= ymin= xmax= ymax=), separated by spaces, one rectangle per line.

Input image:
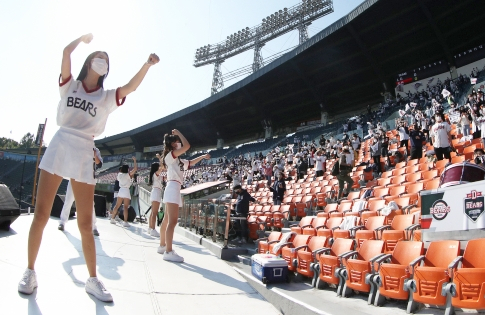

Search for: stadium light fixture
xmin=195 ymin=0 xmax=334 ymax=95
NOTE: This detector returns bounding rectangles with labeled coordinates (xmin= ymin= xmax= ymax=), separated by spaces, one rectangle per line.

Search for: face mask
xmin=91 ymin=58 xmax=108 ymax=76
xmin=174 ymin=143 xmax=182 ymax=150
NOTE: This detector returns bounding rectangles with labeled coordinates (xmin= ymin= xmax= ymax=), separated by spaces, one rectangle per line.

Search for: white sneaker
xmin=115 ymin=217 xmax=122 ymax=223
xmin=18 ymin=268 xmax=37 ymax=294
xmin=150 ymin=229 xmax=160 ymax=237
xmin=163 ymin=250 xmax=184 ymax=263
xmin=110 ymin=219 xmax=117 ymax=225
xmin=157 ymin=246 xmax=166 ymax=254
xmin=85 ymin=277 xmax=113 ymax=302
xmin=147 ymin=228 xmax=152 ymax=234
xmin=122 ymin=221 xmax=130 ymax=228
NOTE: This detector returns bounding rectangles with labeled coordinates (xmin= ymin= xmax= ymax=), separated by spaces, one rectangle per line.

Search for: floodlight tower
xmin=194 ymin=0 xmax=334 ymax=95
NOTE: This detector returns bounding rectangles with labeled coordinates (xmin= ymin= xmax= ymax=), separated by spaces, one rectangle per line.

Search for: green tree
xmin=0 ymin=137 xmax=19 ymax=149
xmin=20 ymin=132 xmax=35 ymax=149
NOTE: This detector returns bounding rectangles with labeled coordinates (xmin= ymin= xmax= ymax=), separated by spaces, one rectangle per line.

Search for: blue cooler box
xmin=251 ymin=254 xmax=288 ymax=284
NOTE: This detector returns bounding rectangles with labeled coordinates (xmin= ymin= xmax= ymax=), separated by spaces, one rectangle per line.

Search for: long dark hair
xmin=120 ymin=164 xmax=129 ymax=173
xmin=148 ymin=162 xmax=160 ymax=186
xmin=76 ymin=51 xmax=110 ymax=88
xmin=162 ymin=133 xmax=182 ymax=168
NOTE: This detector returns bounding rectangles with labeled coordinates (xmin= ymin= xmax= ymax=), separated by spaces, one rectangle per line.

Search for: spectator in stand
xmin=319 ymin=135 xmax=326 ymax=147
xmin=308 ymin=148 xmax=315 ymax=169
xmin=430 ymin=113 xmax=452 ymax=161
xmin=314 ymin=149 xmax=326 ymax=177
xmin=459 ymin=110 xmax=472 ymax=137
xmin=232 ymin=170 xmax=242 ymax=189
xmin=470 ymin=104 xmax=485 ymax=147
xmin=296 ymin=154 xmax=309 ymax=180
xmin=268 ymin=172 xmax=286 ymax=205
xmin=381 ymin=136 xmax=390 ymax=165
xmin=262 ymin=162 xmax=273 ymax=185
xmin=396 ymin=119 xmax=410 ymax=157
xmin=232 ymin=184 xmax=256 ymax=244
xmin=474 ymin=148 xmax=485 ymax=165
xmin=286 ymin=149 xmax=294 ymax=166
xmin=337 ymin=147 xmax=354 ymax=199
xmin=409 ymin=124 xmax=426 ymax=160
xmin=370 ymin=136 xmax=382 ymax=174
xmin=244 ymin=168 xmax=253 ymax=186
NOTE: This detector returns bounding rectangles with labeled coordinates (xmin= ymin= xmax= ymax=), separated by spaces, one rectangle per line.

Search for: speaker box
xmin=94 ymin=194 xmax=106 ymax=217
xmin=50 ymin=194 xmax=76 ymax=218
xmin=0 ymin=184 xmax=20 ymax=231
xmin=118 ymin=206 xmax=136 ymax=222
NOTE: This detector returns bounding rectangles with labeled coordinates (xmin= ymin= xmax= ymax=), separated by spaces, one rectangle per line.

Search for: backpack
xmin=331 ymin=161 xmax=340 ymax=176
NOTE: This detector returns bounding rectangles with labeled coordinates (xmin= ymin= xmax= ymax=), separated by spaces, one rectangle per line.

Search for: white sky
xmin=0 ymin=0 xmax=364 ymax=145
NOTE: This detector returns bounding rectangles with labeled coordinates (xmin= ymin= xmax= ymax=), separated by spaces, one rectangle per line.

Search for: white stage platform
xmin=0 ymin=215 xmax=279 ymax=315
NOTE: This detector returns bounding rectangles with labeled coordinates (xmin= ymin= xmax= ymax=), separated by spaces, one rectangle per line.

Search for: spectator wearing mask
xmin=337 ymin=147 xmax=354 ymax=199
xmin=430 ymin=113 xmax=452 ymax=161
xmin=268 ymin=172 xmax=286 ymax=205
xmin=409 ymin=124 xmax=426 ymax=160
xmin=232 ymin=185 xmax=256 ymax=244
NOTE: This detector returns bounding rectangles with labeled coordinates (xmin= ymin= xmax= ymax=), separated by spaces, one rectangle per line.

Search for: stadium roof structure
xmin=96 ymin=0 xmax=485 ymax=154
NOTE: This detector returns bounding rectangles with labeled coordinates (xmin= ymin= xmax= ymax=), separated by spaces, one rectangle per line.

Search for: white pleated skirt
xmin=39 ymin=128 xmax=96 ymax=185
xmin=117 ymin=187 xmax=131 ymax=199
xmin=163 ymin=181 xmax=182 ymax=207
xmin=150 ymin=187 xmax=163 ymax=203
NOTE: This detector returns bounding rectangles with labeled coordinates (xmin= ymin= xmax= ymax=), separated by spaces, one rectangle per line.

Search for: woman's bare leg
xmin=27 ymin=170 xmax=63 ymax=270
xmin=160 ymin=202 xmax=178 ymax=252
xmin=70 ymin=180 xmax=97 ymax=277
xmin=150 ymin=201 xmax=160 ymax=229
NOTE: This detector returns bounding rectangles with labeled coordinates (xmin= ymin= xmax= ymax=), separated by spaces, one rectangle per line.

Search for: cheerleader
xmin=147 ymin=154 xmax=166 ymax=237
xmin=157 ymin=130 xmax=211 ymax=262
xmin=18 ymin=33 xmax=159 ymax=302
xmin=110 ymin=157 xmax=137 ymax=227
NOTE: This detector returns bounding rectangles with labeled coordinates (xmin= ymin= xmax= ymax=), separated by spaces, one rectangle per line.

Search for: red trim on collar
xmin=171 ymin=151 xmax=176 ymax=159
xmin=116 ymin=87 xmax=126 ymax=106
xmin=188 ymin=161 xmax=191 ymax=169
xmin=81 ymin=80 xmax=101 ymax=93
xmin=59 ymin=74 xmax=72 ymax=87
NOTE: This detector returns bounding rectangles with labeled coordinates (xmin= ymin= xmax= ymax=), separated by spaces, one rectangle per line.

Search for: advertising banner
xmin=421 ymin=181 xmax=485 ymax=232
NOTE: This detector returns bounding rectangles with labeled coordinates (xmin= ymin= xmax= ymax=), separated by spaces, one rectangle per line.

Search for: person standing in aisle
xmin=157 ymin=130 xmax=211 ymax=262
xmin=18 ymin=33 xmax=159 ymax=302
xmin=110 ymin=157 xmax=137 ymax=227
xmin=58 ymin=148 xmax=103 ymax=235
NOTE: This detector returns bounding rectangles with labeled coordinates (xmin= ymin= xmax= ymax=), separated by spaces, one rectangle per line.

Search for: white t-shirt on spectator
xmin=315 ymin=155 xmax=326 ymax=171
xmin=430 ymin=122 xmax=451 ymax=148
xmin=398 ymin=127 xmax=409 ymax=140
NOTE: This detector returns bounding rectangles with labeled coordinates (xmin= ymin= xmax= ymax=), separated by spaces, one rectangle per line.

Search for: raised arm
xmin=172 ymin=129 xmax=190 ymax=158
xmin=118 ymin=53 xmax=160 ymax=99
xmin=129 ymin=157 xmax=138 ymax=177
xmin=190 ymin=154 xmax=211 ymax=166
xmin=62 ymin=34 xmax=93 ymax=81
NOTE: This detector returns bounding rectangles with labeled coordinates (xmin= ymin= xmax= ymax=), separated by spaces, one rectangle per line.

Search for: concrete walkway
xmin=0 ymin=215 xmax=279 ymax=315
